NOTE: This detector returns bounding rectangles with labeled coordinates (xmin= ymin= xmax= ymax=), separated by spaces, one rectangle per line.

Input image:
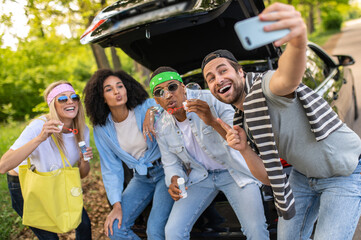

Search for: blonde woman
xmin=0 ymin=81 xmax=92 ymax=239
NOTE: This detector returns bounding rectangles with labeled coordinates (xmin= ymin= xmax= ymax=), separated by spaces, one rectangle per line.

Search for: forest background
xmin=1 ymin=0 xmax=361 ymax=239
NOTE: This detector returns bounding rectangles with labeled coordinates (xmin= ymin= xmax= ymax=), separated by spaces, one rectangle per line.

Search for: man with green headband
xmin=148 ymin=66 xmax=269 ymax=240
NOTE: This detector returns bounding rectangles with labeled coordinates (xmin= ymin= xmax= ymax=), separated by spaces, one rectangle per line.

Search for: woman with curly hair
xmin=0 ymin=81 xmax=92 ymax=239
xmin=83 ymin=69 xmax=173 ymax=240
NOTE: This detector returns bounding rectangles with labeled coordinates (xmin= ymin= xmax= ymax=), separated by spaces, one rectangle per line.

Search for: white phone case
xmin=234 ymin=16 xmax=290 ymax=51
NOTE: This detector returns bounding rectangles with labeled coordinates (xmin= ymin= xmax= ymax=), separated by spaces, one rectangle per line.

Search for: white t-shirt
xmin=176 ymin=118 xmax=225 ymax=170
xmin=11 ymin=117 xmax=90 ymax=173
xmin=114 ymin=110 xmax=148 ymax=160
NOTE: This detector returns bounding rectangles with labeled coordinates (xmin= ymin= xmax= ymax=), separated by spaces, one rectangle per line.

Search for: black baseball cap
xmin=201 ymin=49 xmax=238 ymax=72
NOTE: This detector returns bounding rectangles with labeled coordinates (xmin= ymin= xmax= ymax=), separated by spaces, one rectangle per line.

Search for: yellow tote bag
xmin=18 ymin=135 xmax=83 ymax=233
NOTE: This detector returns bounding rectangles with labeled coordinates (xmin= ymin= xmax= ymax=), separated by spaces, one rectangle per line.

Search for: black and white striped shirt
xmin=234 ymin=72 xmax=342 ymax=220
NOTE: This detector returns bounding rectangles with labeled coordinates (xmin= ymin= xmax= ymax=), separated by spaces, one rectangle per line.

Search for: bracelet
xmin=148 ymin=106 xmax=159 ymax=112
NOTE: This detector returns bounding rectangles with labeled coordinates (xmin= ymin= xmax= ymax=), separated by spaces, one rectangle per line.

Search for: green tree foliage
xmin=347 ymin=2 xmax=361 ymax=19
xmin=0 ymin=0 xmax=145 ymax=122
xmin=0 ymin=35 xmax=140 ymax=122
xmin=0 ymin=36 xmax=96 ymax=122
xmin=2 ymin=0 xmax=357 ymax=122
xmin=322 ymin=11 xmax=343 ymax=30
xmin=267 ymin=0 xmax=356 ymax=34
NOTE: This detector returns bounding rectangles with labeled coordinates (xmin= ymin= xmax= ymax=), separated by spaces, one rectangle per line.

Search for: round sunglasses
xmin=57 ymin=94 xmax=80 ymax=104
xmin=153 ymin=83 xmax=180 ymax=98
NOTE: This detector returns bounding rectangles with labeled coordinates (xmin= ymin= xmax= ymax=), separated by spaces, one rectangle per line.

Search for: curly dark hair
xmin=84 ymin=69 xmax=149 ymax=126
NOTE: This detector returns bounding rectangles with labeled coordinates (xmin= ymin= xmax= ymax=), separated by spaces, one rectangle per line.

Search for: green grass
xmin=0 ymin=122 xmax=28 ymax=239
xmin=308 ymin=29 xmax=341 ymax=46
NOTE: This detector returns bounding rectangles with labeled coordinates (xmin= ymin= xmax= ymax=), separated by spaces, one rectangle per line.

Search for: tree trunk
xmin=307 ymin=3 xmax=315 ymax=34
xmin=86 ymin=13 xmax=112 ymax=70
xmin=316 ymin=1 xmax=322 ymax=27
xmin=134 ymin=62 xmax=151 ymax=86
xmin=111 ymin=47 xmax=122 ymax=71
xmin=91 ymin=44 xmax=111 ymax=69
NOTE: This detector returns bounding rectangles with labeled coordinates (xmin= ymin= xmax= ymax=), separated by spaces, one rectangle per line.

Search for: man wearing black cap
xmin=201 ymin=2 xmax=361 ymax=240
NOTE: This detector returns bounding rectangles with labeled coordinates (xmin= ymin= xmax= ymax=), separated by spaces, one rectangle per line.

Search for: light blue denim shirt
xmin=156 ymin=90 xmax=260 ymax=188
xmin=93 ymin=98 xmax=161 ymax=205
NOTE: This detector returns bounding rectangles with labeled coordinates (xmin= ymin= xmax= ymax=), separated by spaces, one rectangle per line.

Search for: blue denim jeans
xmin=110 ymin=164 xmax=174 ymax=240
xmin=7 ymin=174 xmax=91 ymax=240
xmin=165 ymin=169 xmax=269 ymax=240
xmin=277 ymin=158 xmax=361 ymax=240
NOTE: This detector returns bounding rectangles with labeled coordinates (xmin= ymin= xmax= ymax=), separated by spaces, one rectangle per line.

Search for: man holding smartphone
xmin=201 ymin=2 xmax=361 ymax=240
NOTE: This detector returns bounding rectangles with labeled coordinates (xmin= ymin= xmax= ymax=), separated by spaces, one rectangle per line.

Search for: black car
xmin=81 ymin=0 xmax=358 ymax=239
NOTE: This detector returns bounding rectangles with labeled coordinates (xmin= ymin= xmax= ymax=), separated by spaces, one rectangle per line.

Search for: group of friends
xmin=1 ymin=2 xmax=361 ymax=240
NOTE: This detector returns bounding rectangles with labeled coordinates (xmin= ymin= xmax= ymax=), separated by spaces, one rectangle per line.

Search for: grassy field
xmin=309 ymin=29 xmax=341 ymax=46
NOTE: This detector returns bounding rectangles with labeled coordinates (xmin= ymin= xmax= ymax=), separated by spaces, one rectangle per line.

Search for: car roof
xmin=84 ymin=0 xmax=281 ymax=74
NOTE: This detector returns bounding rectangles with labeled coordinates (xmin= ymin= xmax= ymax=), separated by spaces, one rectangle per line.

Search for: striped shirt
xmin=234 ymin=72 xmax=343 ymax=220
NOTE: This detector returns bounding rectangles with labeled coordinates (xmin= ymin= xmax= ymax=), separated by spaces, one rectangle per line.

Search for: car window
xmin=302 ymin=46 xmax=329 ymax=90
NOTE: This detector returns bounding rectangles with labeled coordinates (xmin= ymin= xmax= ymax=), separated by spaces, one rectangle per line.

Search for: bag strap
xmin=35 ymin=117 xmax=72 ymax=169
xmin=51 ymin=135 xmax=72 ymax=168
xmin=27 ymin=158 xmax=31 ymax=168
xmin=26 ymin=136 xmax=71 ymax=170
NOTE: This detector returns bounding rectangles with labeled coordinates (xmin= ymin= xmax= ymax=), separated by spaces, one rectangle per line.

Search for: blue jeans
xmin=110 ymin=164 xmax=174 ymax=240
xmin=278 ymin=158 xmax=361 ymax=240
xmin=7 ymin=174 xmax=91 ymax=240
xmin=165 ymin=169 xmax=269 ymax=240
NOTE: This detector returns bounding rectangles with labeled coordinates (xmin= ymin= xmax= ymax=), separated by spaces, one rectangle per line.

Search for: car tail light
xmin=80 ymin=19 xmax=106 ymax=40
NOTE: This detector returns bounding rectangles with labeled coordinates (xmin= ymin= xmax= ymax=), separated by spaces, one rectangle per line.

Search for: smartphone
xmin=234 ymin=16 xmax=290 ymax=51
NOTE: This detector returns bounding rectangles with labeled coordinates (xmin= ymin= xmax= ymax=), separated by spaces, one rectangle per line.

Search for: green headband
xmin=150 ymin=71 xmax=183 ymax=95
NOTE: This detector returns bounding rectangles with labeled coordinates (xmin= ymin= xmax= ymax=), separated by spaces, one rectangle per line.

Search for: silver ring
xmin=144 ymin=131 xmax=149 ymax=134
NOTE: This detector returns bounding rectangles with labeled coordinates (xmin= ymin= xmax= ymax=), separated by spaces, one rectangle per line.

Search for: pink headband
xmin=47 ymin=84 xmax=75 ymax=105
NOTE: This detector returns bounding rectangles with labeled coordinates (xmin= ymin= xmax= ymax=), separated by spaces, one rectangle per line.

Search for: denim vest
xmin=156 ymin=90 xmax=260 ymax=188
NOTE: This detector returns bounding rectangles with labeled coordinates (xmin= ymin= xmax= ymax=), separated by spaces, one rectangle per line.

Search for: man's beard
xmin=215 ymin=80 xmax=245 ymax=105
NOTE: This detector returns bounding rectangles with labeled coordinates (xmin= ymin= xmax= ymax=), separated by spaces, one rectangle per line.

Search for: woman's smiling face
xmin=54 ymin=91 xmax=79 ymax=121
